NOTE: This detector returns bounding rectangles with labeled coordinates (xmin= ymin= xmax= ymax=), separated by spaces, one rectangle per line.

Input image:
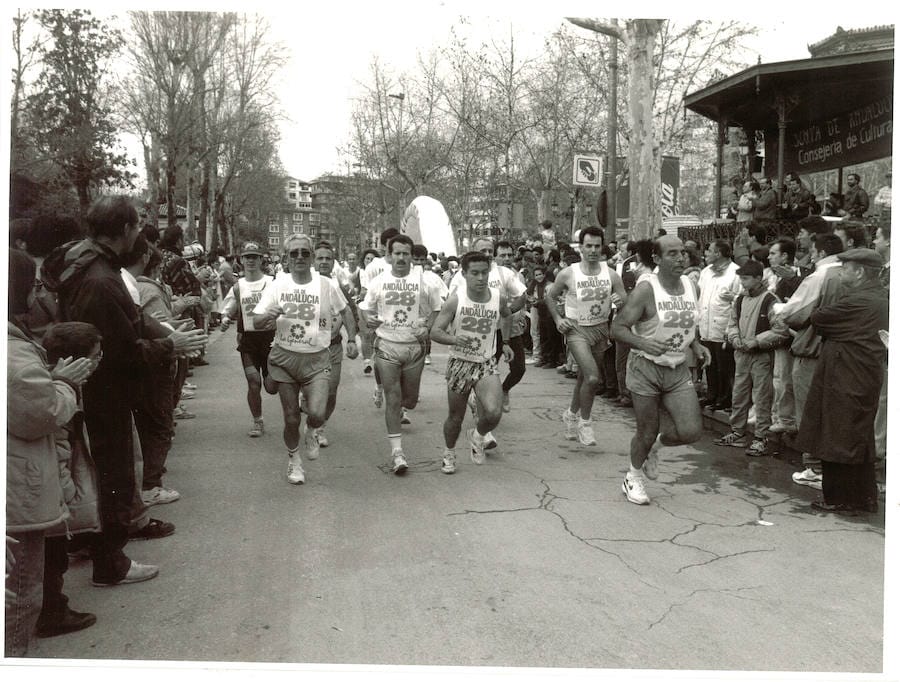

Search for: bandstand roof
xmin=684 ymin=48 xmax=893 ymax=130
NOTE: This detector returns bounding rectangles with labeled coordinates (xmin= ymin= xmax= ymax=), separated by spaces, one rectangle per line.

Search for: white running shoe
xmin=643 ymin=435 xmax=662 ymax=480
xmin=401 ymin=408 xmax=411 ymax=425
xmin=562 ymin=409 xmax=578 ymax=441
xmin=391 ymin=450 xmax=408 ymax=475
xmin=468 ymin=428 xmax=486 ymax=464
xmin=373 ymin=386 xmax=384 ymax=408
xmin=622 ymin=471 xmax=650 ymax=505
xmin=577 ymin=419 xmax=596 ymax=446
xmin=424 ymin=355 xmax=432 ymax=365
xmin=286 ymin=453 xmax=305 ymax=484
xmin=248 ymin=418 xmax=264 ymax=438
xmin=792 ymin=467 xmax=823 ymax=489
xmin=315 ymin=427 xmax=329 ymax=448
xmin=483 ymin=431 xmax=498 ymax=450
xmin=304 ymin=426 xmax=320 ymax=461
xmin=441 ymin=452 xmax=456 ymax=474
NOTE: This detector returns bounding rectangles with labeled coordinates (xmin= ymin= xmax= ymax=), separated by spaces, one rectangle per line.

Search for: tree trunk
xmin=625 ymin=20 xmax=663 ymax=240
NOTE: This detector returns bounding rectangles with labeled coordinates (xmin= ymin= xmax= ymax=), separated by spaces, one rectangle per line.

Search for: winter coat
xmin=795 ymin=280 xmax=889 ymax=464
xmin=726 ymin=288 xmax=790 ymax=351
xmin=6 ymin=323 xmax=75 ymax=533
xmin=697 ymin=262 xmax=741 ymax=342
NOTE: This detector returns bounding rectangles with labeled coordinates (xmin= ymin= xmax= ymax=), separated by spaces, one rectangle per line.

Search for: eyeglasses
xmin=289 ymin=249 xmax=311 ymax=259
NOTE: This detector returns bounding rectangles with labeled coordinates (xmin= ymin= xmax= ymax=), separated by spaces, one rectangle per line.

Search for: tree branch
xmin=565 ymin=18 xmax=623 ymax=42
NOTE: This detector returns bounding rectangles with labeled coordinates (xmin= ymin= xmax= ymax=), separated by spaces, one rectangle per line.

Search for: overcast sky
xmin=262 ymin=2 xmax=896 ymax=181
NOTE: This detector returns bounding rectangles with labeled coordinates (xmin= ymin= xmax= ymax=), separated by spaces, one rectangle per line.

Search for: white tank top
xmin=632 ymin=274 xmax=699 ymax=368
xmin=236 ymin=277 xmax=271 ymax=332
xmin=449 ymin=288 xmax=501 ymax=362
xmin=564 ymin=261 xmax=613 ymax=326
xmin=372 ymin=272 xmax=424 ymax=342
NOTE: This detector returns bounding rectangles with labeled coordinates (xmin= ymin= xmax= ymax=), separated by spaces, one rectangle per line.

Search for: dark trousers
xmin=702 ymin=339 xmax=735 ymax=407
xmin=173 ymin=357 xmax=189 ymax=405
xmin=538 ymin=308 xmax=564 ymax=364
xmin=500 ymin=334 xmax=526 ymax=393
xmin=41 ymin=536 xmax=69 ymax=619
xmin=822 ymin=460 xmax=878 ymax=509
xmin=134 ymin=361 xmax=174 ymax=490
xmin=83 ymin=382 xmax=134 ymax=583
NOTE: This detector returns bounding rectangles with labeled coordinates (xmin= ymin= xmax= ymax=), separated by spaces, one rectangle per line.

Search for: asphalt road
xmin=19 ymin=327 xmax=892 ymax=678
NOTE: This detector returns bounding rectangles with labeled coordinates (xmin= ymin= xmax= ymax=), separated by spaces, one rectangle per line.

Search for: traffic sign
xmin=573 ymin=154 xmax=604 ymax=187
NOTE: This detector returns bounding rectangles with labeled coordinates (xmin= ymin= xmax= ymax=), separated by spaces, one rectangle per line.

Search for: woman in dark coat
xmin=795 ymin=249 xmax=889 ymax=513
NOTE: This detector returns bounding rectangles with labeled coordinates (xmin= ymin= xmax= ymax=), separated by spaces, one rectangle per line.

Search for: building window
xmin=289 ymin=181 xmax=296 ymax=189
xmin=269 ymin=224 xmax=280 ymax=233
xmin=268 ymin=236 xmax=280 ymax=247
xmin=288 ymin=192 xmax=297 ymax=199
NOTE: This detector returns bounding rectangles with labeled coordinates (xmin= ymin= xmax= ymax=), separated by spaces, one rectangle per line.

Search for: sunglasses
xmin=288 ymin=249 xmax=311 ymax=259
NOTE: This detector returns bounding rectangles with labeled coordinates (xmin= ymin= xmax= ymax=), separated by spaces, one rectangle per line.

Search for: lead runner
xmin=610 ymin=235 xmax=711 ymax=505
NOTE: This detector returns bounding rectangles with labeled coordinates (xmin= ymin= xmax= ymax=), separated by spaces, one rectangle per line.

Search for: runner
xmin=252 ymin=234 xmax=357 ymax=485
xmin=610 ymin=235 xmax=711 ymax=505
xmin=220 ymin=241 xmax=277 ymax=437
xmin=446 ymin=236 xmax=526 ymax=451
xmin=430 ymin=251 xmax=513 ymax=473
xmin=314 ymin=240 xmax=360 ymax=447
xmin=492 ymin=240 xmax=528 ymax=412
xmin=359 ymin=229 xmax=399 ymax=387
xmin=358 ymin=234 xmax=444 ymax=475
xmin=546 ymin=227 xmax=627 ymax=445
xmin=412 ymin=243 xmax=449 ymax=365
xmin=357 ymin=248 xmax=380 ymax=380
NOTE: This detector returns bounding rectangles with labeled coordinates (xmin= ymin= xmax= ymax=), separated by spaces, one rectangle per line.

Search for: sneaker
xmin=643 ymin=435 xmax=662 ymax=480
xmin=401 ymin=408 xmax=411 ymax=425
xmin=315 ymin=426 xmax=329 ymax=448
xmin=180 ymin=389 xmax=195 ymax=400
xmin=140 ymin=486 xmax=180 ymax=506
xmin=557 ymin=365 xmax=569 ymax=374
xmin=468 ymin=428 xmax=486 ymax=464
xmin=373 ymin=386 xmax=384 ymax=408
xmin=304 ymin=426 xmax=320 ymax=461
xmin=714 ymin=431 xmax=746 ymax=447
xmin=286 ymin=452 xmax=305 ymax=484
xmin=183 ymin=382 xmax=197 ymax=391
xmin=391 ymin=449 xmax=408 ymax=475
xmin=562 ymin=409 xmax=578 ymax=441
xmin=128 ymin=518 xmax=175 ymax=541
xmin=745 ymin=438 xmax=768 ymax=457
xmin=768 ymin=421 xmax=798 ymax=435
xmin=577 ymin=419 xmax=596 ymax=446
xmin=441 ymin=452 xmax=456 ymax=474
xmin=363 ymin=361 xmax=373 ymax=376
xmin=424 ymin=355 xmax=432 ymax=365
xmin=173 ymin=405 xmax=196 ymax=420
xmin=792 ymin=467 xmax=823 ymax=489
xmin=483 ymin=431 xmax=498 ymax=450
xmin=248 ymin=418 xmax=264 ymax=438
xmin=502 ymin=392 xmax=510 ymax=413
xmin=92 ymin=560 xmax=159 ymax=587
xmin=622 ymin=471 xmax=650 ymax=505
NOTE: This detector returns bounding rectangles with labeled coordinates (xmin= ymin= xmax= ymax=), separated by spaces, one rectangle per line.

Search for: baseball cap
xmin=735 ymin=260 xmax=764 ymax=277
xmin=241 ymin=241 xmax=264 ymax=256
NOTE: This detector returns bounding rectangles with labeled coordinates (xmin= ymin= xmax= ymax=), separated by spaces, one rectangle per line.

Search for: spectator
xmin=766 ymin=238 xmax=802 ymax=438
xmin=6 ymin=250 xmax=95 ymax=655
xmin=736 ymin=179 xmax=759 ymax=222
xmin=780 ymin=172 xmax=815 ymax=220
xmin=794 ymin=215 xmax=832 ymax=272
xmin=43 ymin=195 xmax=207 ymax=587
xmin=772 ymin=233 xmax=844 ymax=490
xmin=715 ymin=260 xmax=789 ymax=455
xmin=751 ymin=177 xmax=778 ymax=220
xmin=823 ymin=192 xmax=844 ymax=217
xmin=697 ymin=240 xmax=741 ymax=411
xmin=834 ymin=221 xmax=868 ymax=250
xmin=873 ymin=171 xmax=892 ymax=229
xmin=840 ymin=173 xmax=869 ymax=218
xmin=797 ymin=249 xmax=888 ymax=513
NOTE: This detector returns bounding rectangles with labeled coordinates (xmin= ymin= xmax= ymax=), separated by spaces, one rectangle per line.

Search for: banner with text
xmin=764 ymin=95 xmax=893 ymax=176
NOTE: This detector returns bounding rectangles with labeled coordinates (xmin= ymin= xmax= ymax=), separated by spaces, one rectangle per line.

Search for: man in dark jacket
xmin=796 ymin=248 xmax=889 ymax=514
xmin=841 ymin=173 xmax=870 ymax=218
xmin=751 ymin=177 xmax=778 ymax=220
xmin=46 ymin=195 xmax=207 ymax=586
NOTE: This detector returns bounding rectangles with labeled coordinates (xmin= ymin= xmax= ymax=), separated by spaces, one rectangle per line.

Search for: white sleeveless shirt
xmin=632 ymin=274 xmax=699 ymax=368
xmin=564 ymin=261 xmax=613 ymax=326
xmin=449 ymin=288 xmax=501 ymax=362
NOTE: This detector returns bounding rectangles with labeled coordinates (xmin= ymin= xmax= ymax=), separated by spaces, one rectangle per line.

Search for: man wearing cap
xmin=714 ymin=259 xmax=789 ymax=455
xmin=795 ymin=249 xmax=888 ymax=514
xmin=220 ymin=241 xmax=277 ymax=437
xmin=252 ymin=234 xmax=358 ymax=484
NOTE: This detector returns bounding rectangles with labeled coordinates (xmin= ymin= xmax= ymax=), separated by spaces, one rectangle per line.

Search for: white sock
xmin=444 ymin=447 xmax=455 ymax=457
xmin=578 ymin=416 xmax=591 ymax=425
xmin=629 ymin=464 xmax=642 ymax=476
xmin=288 ymin=446 xmax=300 ymax=457
xmin=649 ymin=434 xmax=663 ymax=451
xmin=388 ymin=433 xmax=402 ymax=452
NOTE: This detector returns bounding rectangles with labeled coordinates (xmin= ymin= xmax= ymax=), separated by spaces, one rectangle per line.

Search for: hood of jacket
xmin=41 ymin=238 xmax=119 ymax=295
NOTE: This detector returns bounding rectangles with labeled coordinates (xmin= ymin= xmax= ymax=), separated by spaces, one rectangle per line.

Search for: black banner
xmin=765 ymin=96 xmax=893 ymax=176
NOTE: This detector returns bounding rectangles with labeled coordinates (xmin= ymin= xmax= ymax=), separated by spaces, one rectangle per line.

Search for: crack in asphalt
xmin=675 ymin=547 xmax=776 ymax=574
xmin=647 ymin=585 xmax=763 ymax=630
